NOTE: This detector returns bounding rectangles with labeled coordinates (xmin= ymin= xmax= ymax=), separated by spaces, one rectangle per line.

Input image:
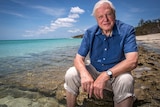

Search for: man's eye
xmin=98 ymin=16 xmax=103 ymax=19
xmin=107 ymin=13 xmax=113 ymax=17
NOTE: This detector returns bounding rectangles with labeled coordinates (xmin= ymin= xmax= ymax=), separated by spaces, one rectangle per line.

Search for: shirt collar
xmin=95 ymin=27 xmax=102 ymax=36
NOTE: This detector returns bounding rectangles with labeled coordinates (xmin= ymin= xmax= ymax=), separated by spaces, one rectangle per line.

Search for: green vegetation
xmin=72 ymin=34 xmax=83 ymax=38
xmin=135 ymin=18 xmax=160 ymax=36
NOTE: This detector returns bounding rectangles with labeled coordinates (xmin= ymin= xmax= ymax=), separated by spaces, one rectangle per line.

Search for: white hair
xmin=92 ymin=0 xmax=115 ymax=16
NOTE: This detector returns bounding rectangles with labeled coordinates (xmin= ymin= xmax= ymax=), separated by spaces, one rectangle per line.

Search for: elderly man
xmin=64 ymin=0 xmax=138 ymax=107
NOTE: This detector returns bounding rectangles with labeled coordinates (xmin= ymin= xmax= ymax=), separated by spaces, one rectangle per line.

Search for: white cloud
xmin=70 ymin=6 xmax=85 ymax=14
xmin=55 ymin=18 xmax=76 ymax=25
xmin=68 ymin=14 xmax=79 ymax=19
xmin=24 ymin=6 xmax=85 ymax=37
xmin=68 ymin=28 xmax=82 ymax=33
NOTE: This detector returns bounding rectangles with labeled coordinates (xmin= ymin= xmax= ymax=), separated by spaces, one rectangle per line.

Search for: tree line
xmin=135 ymin=18 xmax=160 ymax=36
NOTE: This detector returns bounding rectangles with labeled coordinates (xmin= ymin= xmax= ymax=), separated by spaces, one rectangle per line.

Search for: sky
xmin=0 ymin=0 xmax=160 ymax=40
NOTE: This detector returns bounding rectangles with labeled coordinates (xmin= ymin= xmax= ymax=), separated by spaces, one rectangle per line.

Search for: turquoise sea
xmin=0 ymin=38 xmax=82 ymax=75
xmin=0 ymin=38 xmax=82 ymax=106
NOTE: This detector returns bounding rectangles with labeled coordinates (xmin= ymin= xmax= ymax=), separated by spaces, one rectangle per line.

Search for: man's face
xmin=95 ymin=3 xmax=115 ymax=32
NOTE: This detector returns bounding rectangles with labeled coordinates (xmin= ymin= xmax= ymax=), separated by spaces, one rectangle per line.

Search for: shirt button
xmin=104 ymin=48 xmax=107 ymax=51
xmin=102 ymin=64 xmax=104 ymax=66
xmin=104 ymin=38 xmax=106 ymax=41
xmin=103 ymin=58 xmax=106 ymax=60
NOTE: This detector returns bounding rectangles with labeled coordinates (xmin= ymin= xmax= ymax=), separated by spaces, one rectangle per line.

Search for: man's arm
xmin=93 ymin=52 xmax=138 ymax=99
xmin=109 ymin=52 xmax=138 ymax=77
xmin=74 ymin=54 xmax=94 ymax=98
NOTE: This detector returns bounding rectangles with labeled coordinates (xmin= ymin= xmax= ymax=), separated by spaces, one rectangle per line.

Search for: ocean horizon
xmin=0 ymin=38 xmax=82 ymax=58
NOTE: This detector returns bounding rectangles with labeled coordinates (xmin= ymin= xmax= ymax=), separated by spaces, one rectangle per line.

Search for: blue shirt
xmin=78 ymin=20 xmax=138 ymax=72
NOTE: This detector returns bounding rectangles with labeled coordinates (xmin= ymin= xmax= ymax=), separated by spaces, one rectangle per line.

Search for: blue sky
xmin=0 ymin=0 xmax=160 ymax=40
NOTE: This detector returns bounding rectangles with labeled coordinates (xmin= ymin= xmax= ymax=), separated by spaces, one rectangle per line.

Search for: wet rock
xmin=81 ymin=90 xmax=114 ymax=107
xmin=0 ymin=104 xmax=7 ymax=107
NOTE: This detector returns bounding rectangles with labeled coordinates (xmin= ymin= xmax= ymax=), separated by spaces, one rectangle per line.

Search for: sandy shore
xmin=136 ymin=33 xmax=160 ymax=42
xmin=136 ymin=33 xmax=160 ymax=53
xmin=0 ymin=33 xmax=160 ymax=107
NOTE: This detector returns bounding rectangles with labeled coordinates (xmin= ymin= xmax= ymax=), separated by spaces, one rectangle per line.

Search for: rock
xmin=0 ymin=104 xmax=7 ymax=107
xmin=77 ymin=90 xmax=113 ymax=107
xmin=0 ymin=96 xmax=31 ymax=107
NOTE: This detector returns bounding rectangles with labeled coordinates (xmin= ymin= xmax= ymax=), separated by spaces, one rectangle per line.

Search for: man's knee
xmin=116 ymin=73 xmax=134 ymax=87
xmin=64 ymin=67 xmax=81 ymax=96
xmin=113 ymin=73 xmax=134 ymax=103
xmin=65 ymin=67 xmax=77 ymax=80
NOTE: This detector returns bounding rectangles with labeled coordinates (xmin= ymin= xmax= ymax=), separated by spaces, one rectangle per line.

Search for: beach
xmin=0 ymin=34 xmax=160 ymax=107
xmin=136 ymin=33 xmax=160 ymax=53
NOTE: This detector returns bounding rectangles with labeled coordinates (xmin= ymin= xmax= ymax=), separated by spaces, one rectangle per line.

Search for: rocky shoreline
xmin=77 ymin=46 xmax=160 ymax=107
xmin=0 ymin=34 xmax=160 ymax=107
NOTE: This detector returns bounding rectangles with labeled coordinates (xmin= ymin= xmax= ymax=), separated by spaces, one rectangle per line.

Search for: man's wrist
xmin=106 ymin=70 xmax=113 ymax=79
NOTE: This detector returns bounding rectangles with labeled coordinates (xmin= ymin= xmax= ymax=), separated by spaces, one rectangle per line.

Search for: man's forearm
xmin=109 ymin=52 xmax=138 ymax=77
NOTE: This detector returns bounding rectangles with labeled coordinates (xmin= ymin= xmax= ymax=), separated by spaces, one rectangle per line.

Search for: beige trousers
xmin=64 ymin=64 xmax=135 ymax=103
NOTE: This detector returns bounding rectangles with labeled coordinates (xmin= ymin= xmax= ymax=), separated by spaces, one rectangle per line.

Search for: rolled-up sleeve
xmin=123 ymin=26 xmax=138 ymax=53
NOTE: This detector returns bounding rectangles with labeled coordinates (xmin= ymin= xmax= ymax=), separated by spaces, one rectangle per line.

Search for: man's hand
xmin=93 ymin=72 xmax=109 ymax=99
xmin=81 ymin=72 xmax=94 ymax=98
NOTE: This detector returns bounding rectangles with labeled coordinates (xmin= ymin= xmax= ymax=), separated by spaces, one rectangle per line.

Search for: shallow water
xmin=0 ymin=38 xmax=81 ymax=57
xmin=0 ymin=38 xmax=81 ymax=75
xmin=137 ymin=40 xmax=160 ymax=54
xmin=0 ymin=38 xmax=82 ymax=107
